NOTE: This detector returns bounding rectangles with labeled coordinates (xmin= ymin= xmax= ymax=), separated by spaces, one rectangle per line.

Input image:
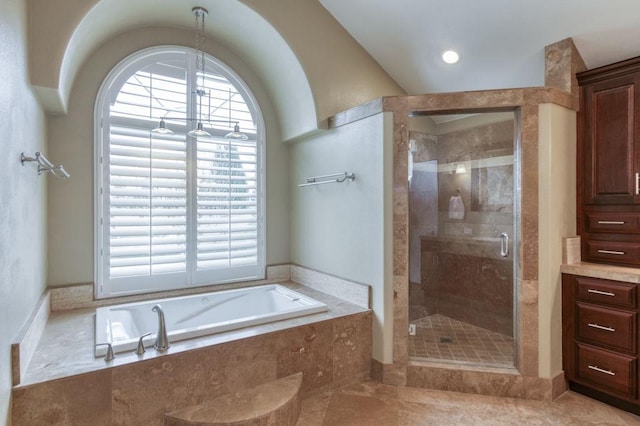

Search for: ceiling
xmin=318 ymin=0 xmax=640 ymax=94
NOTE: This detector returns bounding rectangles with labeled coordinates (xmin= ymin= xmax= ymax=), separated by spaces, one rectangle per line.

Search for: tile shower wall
xmin=409 ymin=119 xmax=514 ymax=335
xmin=421 ymin=238 xmax=513 ymax=335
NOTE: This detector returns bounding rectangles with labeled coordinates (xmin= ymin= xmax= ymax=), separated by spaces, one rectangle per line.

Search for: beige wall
xmin=242 ymin=0 xmax=405 ymax=123
xmin=47 ymin=27 xmax=290 ymax=286
xmin=289 ymin=112 xmax=394 ymax=362
xmin=0 ymin=0 xmax=48 ymax=423
xmin=28 ymin=0 xmax=405 ymax=138
xmin=537 ymin=103 xmax=577 ymax=377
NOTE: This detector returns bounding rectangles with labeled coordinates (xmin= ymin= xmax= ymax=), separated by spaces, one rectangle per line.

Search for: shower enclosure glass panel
xmin=408 ymin=111 xmax=517 ymax=368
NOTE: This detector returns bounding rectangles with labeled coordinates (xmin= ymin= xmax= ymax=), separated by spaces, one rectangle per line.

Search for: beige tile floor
xmin=297 ymin=381 xmax=640 ymax=425
xmin=409 ymin=314 xmax=514 ymax=368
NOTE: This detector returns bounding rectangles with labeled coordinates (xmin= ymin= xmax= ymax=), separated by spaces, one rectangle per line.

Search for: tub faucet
xmin=151 ymin=304 xmax=170 ymax=351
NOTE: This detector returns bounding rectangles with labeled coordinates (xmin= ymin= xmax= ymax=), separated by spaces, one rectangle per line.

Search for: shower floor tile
xmin=409 ymin=314 xmax=514 ymax=368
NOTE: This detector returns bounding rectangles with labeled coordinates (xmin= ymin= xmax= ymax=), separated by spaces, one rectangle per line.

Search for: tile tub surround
xmin=49 ymin=264 xmax=293 ymax=311
xmin=11 ymin=292 xmax=50 ymax=385
xmin=12 ymin=283 xmax=372 ymax=425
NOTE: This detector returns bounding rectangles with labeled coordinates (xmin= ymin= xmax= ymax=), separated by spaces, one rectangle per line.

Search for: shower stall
xmin=408 ymin=111 xmax=518 ymax=368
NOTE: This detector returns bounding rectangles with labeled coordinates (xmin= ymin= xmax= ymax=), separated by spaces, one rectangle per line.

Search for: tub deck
xmin=19 ymin=281 xmax=369 ymax=386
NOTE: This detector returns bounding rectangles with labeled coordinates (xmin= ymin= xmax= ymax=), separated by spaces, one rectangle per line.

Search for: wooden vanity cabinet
xmin=578 ymin=56 xmax=640 ymax=267
xmin=562 ymin=274 xmax=640 ymax=413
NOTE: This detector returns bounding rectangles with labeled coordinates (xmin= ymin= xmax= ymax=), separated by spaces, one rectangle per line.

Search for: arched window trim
xmin=94 ymin=45 xmax=265 ymax=298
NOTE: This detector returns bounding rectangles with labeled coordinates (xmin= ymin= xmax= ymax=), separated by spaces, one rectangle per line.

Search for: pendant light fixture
xmin=224 ymin=89 xmax=249 ymax=141
xmin=151 ymin=6 xmax=249 ymax=140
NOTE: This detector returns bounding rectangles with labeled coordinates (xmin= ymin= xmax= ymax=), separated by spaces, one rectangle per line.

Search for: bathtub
xmin=95 ymin=284 xmax=328 ymax=356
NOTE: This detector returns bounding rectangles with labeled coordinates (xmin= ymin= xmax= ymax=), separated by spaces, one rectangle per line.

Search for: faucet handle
xmin=96 ymin=343 xmax=115 ymax=361
xmin=135 ymin=332 xmax=152 ymax=355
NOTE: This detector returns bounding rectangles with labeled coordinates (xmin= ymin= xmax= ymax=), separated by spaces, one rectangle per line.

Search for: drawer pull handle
xmin=588 ymin=323 xmax=615 ymax=332
xmin=636 ymin=172 xmax=640 ymax=195
xmin=588 ymin=365 xmax=616 ymax=376
xmin=597 ymin=221 xmax=626 ymax=225
xmin=597 ymin=249 xmax=625 ymax=256
xmin=587 ymin=289 xmax=616 ymax=297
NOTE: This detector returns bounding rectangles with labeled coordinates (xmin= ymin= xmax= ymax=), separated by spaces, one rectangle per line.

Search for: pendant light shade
xmin=151 ymin=119 xmax=174 ymax=135
xmin=225 ymin=123 xmax=249 ymax=140
xmin=187 ymin=121 xmax=211 ymax=138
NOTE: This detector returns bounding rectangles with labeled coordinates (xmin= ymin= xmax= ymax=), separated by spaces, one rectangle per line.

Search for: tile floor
xmin=408 ymin=314 xmax=514 ymax=368
xmin=297 ymin=380 xmax=640 ymax=425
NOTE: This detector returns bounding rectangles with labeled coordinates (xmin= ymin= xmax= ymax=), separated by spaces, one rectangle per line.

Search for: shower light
xmin=455 ymin=163 xmax=467 ymax=174
xmin=442 ymin=50 xmax=460 ymax=64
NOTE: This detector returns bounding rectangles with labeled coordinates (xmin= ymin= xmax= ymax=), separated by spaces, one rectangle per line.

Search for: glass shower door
xmin=408 ymin=111 xmax=516 ymax=368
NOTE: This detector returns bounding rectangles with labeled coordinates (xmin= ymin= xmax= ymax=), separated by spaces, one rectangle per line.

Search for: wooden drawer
xmin=585 ymin=240 xmax=640 ymax=265
xmin=576 ymin=343 xmax=637 ymax=399
xmin=576 ymin=277 xmax=637 ymax=309
xmin=576 ymin=303 xmax=636 ymax=353
xmin=585 ymin=212 xmax=640 ymax=234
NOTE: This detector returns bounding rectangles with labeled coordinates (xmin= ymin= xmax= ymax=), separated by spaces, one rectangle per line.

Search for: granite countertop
xmin=560 ymin=262 xmax=640 ymax=284
xmin=20 ymin=282 xmax=369 ymax=387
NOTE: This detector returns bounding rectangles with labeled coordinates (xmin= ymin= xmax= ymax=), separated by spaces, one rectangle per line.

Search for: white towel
xmin=448 ymin=195 xmax=465 ymax=220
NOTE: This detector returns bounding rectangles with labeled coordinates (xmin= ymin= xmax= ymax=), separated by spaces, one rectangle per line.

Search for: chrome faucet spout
xmin=151 ymin=304 xmax=170 ymax=351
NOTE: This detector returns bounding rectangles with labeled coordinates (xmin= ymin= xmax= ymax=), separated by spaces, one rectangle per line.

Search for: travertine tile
xmin=12 ymin=370 xmax=112 ymax=426
xmin=460 ymin=370 xmax=524 ymax=398
xmin=296 ymin=390 xmax=332 ymax=426
xmin=552 ymin=371 xmax=567 ymax=400
xmin=409 ymin=314 xmax=515 ymax=368
xmin=382 ymin=363 xmax=408 ymax=387
xmin=370 ymin=358 xmax=383 ymax=382
xmin=111 ymin=337 xmax=279 ymax=425
xmin=545 ymin=38 xmax=587 ymax=98
xmin=290 ymin=265 xmax=369 ymax=309
xmin=321 ymin=392 xmax=401 ymax=426
xmin=12 ymin=292 xmax=50 ymax=385
xmin=332 ymin=312 xmax=372 ymax=382
xmin=520 ymin=103 xmax=539 ymax=281
xmin=266 ymin=264 xmax=291 ymax=281
xmin=165 ymin=372 xmax=302 ymax=426
xmin=300 ymin=381 xmax=640 ymax=426
xmin=518 ymin=278 xmax=539 ymax=377
xmin=276 ymin=321 xmax=335 ymax=396
xmin=406 ymin=365 xmax=465 ymax=393
xmin=329 ymin=98 xmax=384 ymax=128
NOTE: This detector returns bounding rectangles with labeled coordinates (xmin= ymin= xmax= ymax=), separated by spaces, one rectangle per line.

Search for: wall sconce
xmin=455 ymin=163 xmax=467 ymax=174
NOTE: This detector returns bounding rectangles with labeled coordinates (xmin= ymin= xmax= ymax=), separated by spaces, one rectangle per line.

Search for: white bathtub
xmin=95 ymin=284 xmax=328 ymax=356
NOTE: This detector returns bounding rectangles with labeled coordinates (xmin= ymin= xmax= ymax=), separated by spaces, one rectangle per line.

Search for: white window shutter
xmin=97 ymin=48 xmax=264 ymax=298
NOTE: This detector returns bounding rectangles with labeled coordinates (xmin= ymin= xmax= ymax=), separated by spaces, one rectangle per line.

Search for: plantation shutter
xmin=196 ymin=137 xmax=258 ymax=272
xmin=98 ymin=48 xmax=263 ymax=297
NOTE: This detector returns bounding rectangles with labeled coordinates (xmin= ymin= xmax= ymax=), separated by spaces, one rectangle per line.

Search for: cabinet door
xmin=582 ymin=74 xmax=640 ymax=205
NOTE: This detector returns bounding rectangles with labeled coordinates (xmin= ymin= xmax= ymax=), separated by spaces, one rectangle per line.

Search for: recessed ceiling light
xmin=442 ymin=50 xmax=460 ymax=64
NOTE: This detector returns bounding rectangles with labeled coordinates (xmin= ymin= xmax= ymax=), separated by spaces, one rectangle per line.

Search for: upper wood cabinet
xmin=578 ymin=57 xmax=640 ymax=267
xmin=580 ymin=70 xmax=640 ymax=205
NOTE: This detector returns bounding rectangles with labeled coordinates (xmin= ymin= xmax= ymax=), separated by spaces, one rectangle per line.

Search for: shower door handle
xmin=500 ymin=232 xmax=509 ymax=257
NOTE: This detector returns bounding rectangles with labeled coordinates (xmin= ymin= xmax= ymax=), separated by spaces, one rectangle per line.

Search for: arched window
xmin=95 ymin=46 xmax=264 ymax=298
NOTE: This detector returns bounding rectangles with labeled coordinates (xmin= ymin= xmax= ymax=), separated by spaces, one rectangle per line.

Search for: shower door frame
xmin=406 ymin=109 xmax=521 ymax=369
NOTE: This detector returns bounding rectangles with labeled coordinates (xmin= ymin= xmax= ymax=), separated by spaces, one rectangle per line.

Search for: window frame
xmin=94 ymin=45 xmax=265 ymax=299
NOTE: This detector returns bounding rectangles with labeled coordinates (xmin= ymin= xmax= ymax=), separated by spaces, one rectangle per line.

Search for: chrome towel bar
xmin=21 ymin=152 xmax=70 ymax=178
xmin=298 ymin=172 xmax=355 ymax=187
